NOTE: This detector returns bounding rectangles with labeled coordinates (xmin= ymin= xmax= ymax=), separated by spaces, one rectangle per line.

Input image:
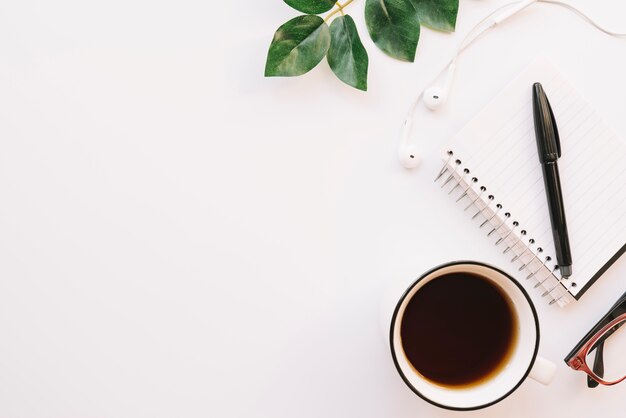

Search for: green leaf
xmin=283 ymin=0 xmax=337 ymax=14
xmin=365 ymin=0 xmax=421 ymax=62
xmin=409 ymin=0 xmax=458 ymax=32
xmin=327 ymin=15 xmax=369 ymax=91
xmin=265 ymin=15 xmax=331 ymax=77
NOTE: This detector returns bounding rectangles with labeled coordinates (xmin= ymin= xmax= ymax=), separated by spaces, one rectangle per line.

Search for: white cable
xmin=539 ymin=0 xmax=626 ymax=37
xmin=457 ymin=2 xmax=519 ymax=53
xmin=412 ymin=0 xmax=626 ymax=116
xmin=400 ymin=0 xmax=626 ymax=168
xmin=404 ymin=2 xmax=519 ymax=117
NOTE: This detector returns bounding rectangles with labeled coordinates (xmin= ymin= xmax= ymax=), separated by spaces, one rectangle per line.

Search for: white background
xmin=1 ymin=0 xmax=625 ymax=417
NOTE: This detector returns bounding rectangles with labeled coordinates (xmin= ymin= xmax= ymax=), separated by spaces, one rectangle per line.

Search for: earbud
xmin=399 ymin=145 xmax=421 ymax=169
xmin=398 ymin=116 xmax=421 ymax=168
xmin=423 ymin=86 xmax=447 ymax=110
xmin=423 ymin=60 xmax=456 ymax=111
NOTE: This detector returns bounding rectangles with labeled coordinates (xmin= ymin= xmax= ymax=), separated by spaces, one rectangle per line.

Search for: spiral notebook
xmin=437 ymin=58 xmax=626 ymax=307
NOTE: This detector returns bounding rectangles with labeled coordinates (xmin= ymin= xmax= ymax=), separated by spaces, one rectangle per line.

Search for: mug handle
xmin=529 ymin=356 xmax=557 ymax=385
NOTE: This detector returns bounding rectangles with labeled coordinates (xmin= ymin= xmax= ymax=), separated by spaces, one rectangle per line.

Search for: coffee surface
xmin=400 ymin=272 xmax=517 ymax=387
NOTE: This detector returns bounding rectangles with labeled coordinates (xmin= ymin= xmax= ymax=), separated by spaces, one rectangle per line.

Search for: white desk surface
xmin=1 ymin=0 xmax=625 ymax=416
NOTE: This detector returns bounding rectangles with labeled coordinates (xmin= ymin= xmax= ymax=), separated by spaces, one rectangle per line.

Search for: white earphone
xmin=399 ymin=0 xmax=626 ymax=169
xmin=423 ymin=60 xmax=457 ymax=111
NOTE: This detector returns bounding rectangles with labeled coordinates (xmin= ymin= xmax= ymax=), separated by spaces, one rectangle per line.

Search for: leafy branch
xmin=325 ymin=0 xmax=356 ymax=22
xmin=265 ymin=0 xmax=459 ymax=91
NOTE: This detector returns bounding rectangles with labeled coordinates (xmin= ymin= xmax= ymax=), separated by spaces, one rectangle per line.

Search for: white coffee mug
xmin=384 ymin=261 xmax=556 ymax=411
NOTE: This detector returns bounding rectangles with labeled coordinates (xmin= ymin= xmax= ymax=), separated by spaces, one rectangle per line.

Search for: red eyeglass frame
xmin=565 ymin=312 xmax=626 ymax=386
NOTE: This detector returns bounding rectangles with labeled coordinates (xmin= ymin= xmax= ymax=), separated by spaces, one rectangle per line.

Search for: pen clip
xmin=533 ymin=82 xmax=562 ymax=160
xmin=545 ymin=93 xmax=561 ymax=158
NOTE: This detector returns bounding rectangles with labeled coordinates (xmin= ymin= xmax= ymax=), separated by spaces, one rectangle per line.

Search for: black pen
xmin=532 ymin=82 xmax=573 ymax=278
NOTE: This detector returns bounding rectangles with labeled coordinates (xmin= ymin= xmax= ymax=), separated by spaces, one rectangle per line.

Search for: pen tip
xmin=560 ymin=265 xmax=573 ymax=279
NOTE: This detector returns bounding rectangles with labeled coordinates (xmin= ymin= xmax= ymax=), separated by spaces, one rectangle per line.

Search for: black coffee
xmin=400 ymin=272 xmax=517 ymax=387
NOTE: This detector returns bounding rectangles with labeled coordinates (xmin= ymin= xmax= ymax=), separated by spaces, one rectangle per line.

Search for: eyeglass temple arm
xmin=587 ymin=318 xmax=625 ymax=388
xmin=590 ymin=320 xmax=624 ymax=349
xmin=564 ymin=293 xmax=626 ymax=364
xmin=588 ymin=341 xmax=604 ymax=388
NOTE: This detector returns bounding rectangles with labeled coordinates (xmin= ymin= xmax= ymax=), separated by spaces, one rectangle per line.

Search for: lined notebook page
xmin=445 ymin=58 xmax=626 ymax=300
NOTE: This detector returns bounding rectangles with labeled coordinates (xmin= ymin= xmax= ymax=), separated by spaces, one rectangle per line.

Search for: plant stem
xmin=325 ymin=0 xmax=355 ymax=22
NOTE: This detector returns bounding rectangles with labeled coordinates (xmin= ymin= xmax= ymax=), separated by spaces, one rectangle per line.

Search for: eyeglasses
xmin=565 ymin=291 xmax=626 ymax=388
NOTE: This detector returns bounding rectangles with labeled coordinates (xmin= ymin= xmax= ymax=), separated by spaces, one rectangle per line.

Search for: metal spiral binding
xmin=519 ymin=246 xmax=541 ymax=271
xmin=550 ymin=285 xmax=571 ymax=305
xmin=535 ymin=264 xmax=558 ymax=288
xmin=496 ymin=220 xmax=517 ymax=245
xmin=434 ymin=150 xmax=455 ymax=182
xmin=472 ymin=195 xmax=493 ymax=220
xmin=480 ymin=204 xmax=502 ymax=228
xmin=465 ymin=185 xmax=486 ymax=211
xmin=527 ymin=255 xmax=551 ymax=280
xmin=434 ymin=152 xmax=571 ymax=306
xmin=456 ymin=176 xmax=478 ymax=202
xmin=441 ymin=159 xmax=462 ymax=188
xmin=449 ymin=168 xmax=469 ymax=195
xmin=503 ymin=230 xmax=526 ymax=254
xmin=488 ymin=212 xmax=510 ymax=237
xmin=513 ymin=239 xmax=535 ymax=264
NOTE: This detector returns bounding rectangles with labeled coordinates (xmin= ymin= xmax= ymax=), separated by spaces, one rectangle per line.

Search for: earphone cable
xmin=405 ymin=1 xmax=519 ymax=118
xmin=456 ymin=2 xmax=520 ymax=54
xmin=539 ymin=0 xmax=626 ymax=37
xmin=401 ymin=0 xmax=626 ymax=167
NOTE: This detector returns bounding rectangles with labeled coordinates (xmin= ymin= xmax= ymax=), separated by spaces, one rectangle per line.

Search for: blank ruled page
xmin=446 ymin=58 xmax=626 ymax=299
